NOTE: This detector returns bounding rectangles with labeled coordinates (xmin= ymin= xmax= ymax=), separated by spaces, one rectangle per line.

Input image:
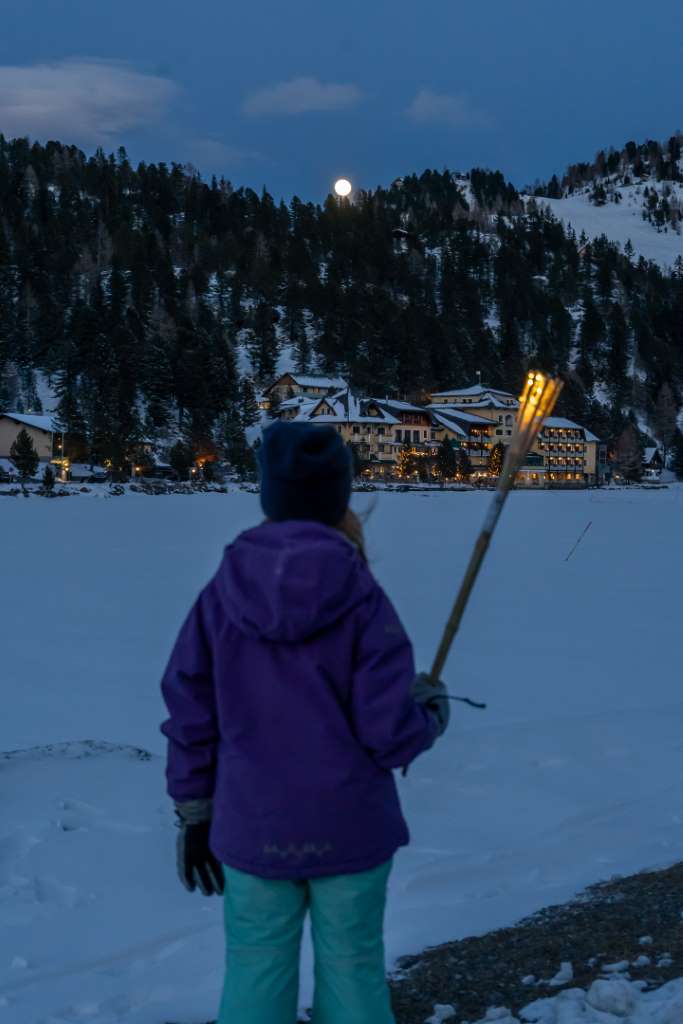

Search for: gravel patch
xmin=390 ymin=861 xmax=683 ymax=1022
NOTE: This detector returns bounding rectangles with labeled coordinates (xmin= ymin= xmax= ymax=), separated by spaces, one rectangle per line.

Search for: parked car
xmin=67 ymin=463 xmax=109 ymax=483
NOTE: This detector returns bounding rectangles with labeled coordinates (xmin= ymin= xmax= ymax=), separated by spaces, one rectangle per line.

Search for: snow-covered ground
xmin=2 ymin=487 xmax=683 ymax=1023
xmin=473 ymin=976 xmax=683 ymax=1023
xmin=531 ymin=184 xmax=683 ymax=269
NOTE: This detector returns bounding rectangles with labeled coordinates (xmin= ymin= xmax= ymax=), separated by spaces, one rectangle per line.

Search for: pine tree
xmin=606 ymin=303 xmax=629 ymax=406
xmin=487 ymin=441 xmax=505 ymax=477
xmin=10 ymin=428 xmax=39 ymax=486
xmin=223 ymin=414 xmax=256 ymax=480
xmin=577 ymin=294 xmax=604 ymax=392
xmin=653 ymin=382 xmax=678 ymax=465
xmin=169 ymin=441 xmax=194 ymax=481
xmin=435 ymin=437 xmax=458 ymax=481
xmin=42 ymin=463 xmax=55 ymax=491
xmin=247 ymin=301 xmax=279 ymax=384
xmin=456 ymin=448 xmax=472 ymax=481
xmin=672 ymin=430 xmax=683 ymax=480
xmin=396 ymin=442 xmax=416 ymax=479
xmin=240 ymin=377 xmax=260 ymax=428
xmin=615 ymin=425 xmax=643 ymax=482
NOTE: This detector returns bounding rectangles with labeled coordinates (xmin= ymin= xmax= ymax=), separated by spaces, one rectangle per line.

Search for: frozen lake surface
xmin=2 ymin=487 xmax=683 ymax=1023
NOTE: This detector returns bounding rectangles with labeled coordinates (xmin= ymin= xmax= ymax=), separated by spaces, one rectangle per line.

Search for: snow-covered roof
xmin=265 ymin=373 xmax=347 ymax=393
xmin=429 ymin=413 xmax=468 ymax=438
xmin=371 ymin=398 xmax=426 ymax=413
xmin=1 ymin=411 xmax=56 ymax=433
xmin=279 ymin=395 xmax=318 ymax=410
xmin=430 ymin=396 xmax=519 ymax=411
xmin=291 ymin=374 xmax=347 ymax=389
xmin=431 ymin=384 xmax=516 ymax=399
xmin=643 ymin=447 xmax=661 ymax=464
xmin=457 ymin=396 xmax=518 ymax=410
xmin=296 ymin=390 xmax=400 ymax=425
xmin=0 ymin=458 xmax=17 ymax=474
xmin=426 ymin=406 xmax=494 ymax=426
xmin=542 ymin=417 xmax=600 ymax=442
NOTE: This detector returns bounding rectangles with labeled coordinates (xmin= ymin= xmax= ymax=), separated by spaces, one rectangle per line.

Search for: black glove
xmin=175 ymin=802 xmax=224 ymax=896
xmin=411 ymin=672 xmax=451 ymax=737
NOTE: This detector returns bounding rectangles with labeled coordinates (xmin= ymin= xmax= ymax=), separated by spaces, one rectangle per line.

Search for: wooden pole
xmin=430 ymin=485 xmax=508 ymax=680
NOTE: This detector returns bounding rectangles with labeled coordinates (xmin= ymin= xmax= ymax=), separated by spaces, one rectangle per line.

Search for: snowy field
xmin=2 ymin=487 xmax=683 ymax=1023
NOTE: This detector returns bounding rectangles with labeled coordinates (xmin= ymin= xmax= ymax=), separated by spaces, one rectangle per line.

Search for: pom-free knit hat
xmin=258 ymin=420 xmax=352 ymax=526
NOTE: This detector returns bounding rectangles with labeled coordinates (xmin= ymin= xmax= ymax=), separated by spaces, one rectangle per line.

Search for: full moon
xmin=334 ymin=178 xmax=352 ymax=197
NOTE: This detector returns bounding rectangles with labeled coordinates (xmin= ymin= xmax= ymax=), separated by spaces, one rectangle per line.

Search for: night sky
xmin=2 ymin=0 xmax=682 ymax=200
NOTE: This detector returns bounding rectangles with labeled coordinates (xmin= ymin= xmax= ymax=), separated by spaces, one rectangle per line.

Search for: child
xmin=161 ymin=421 xmax=449 ymax=1024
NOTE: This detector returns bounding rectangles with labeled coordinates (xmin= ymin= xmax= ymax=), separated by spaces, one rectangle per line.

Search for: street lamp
xmin=334 ymin=178 xmax=352 ymax=199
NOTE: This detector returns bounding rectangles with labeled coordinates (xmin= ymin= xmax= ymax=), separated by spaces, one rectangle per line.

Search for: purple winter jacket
xmin=161 ymin=520 xmax=436 ymax=880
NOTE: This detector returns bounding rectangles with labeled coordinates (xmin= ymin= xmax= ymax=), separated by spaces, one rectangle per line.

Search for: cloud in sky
xmin=185 ymin=137 xmax=259 ymax=172
xmin=243 ymin=76 xmax=362 ymax=117
xmin=0 ymin=59 xmax=178 ymax=144
xmin=406 ymin=89 xmax=487 ymax=128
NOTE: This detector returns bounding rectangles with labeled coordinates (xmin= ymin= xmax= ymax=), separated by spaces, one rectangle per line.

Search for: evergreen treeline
xmin=0 ymin=135 xmax=682 ymax=471
xmin=536 ymin=133 xmax=683 ymax=197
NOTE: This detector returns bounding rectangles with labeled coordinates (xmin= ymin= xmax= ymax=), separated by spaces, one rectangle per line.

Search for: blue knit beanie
xmin=258 ymin=421 xmax=352 ymax=525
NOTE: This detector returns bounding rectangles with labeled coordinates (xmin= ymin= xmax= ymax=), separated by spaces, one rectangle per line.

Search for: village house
xmin=0 ymin=412 xmax=57 ymax=464
xmin=259 ymin=372 xmax=347 ymax=411
xmin=290 ymin=389 xmax=400 ymax=474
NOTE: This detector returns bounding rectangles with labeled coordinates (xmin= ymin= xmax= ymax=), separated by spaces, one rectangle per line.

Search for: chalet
xmin=259 ymin=373 xmax=347 ymax=410
xmin=0 ymin=412 xmax=56 ymax=462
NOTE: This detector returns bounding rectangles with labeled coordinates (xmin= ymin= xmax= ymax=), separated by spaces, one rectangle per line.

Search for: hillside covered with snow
xmin=532 ymin=182 xmax=683 ymax=270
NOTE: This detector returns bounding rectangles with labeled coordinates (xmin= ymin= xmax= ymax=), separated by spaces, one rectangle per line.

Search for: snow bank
xmin=469 ymin=976 xmax=683 ymax=1022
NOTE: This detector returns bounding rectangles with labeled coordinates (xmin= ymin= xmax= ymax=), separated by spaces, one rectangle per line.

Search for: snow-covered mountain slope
xmin=2 ymin=488 xmax=683 ymax=1022
xmin=530 ymin=182 xmax=683 ymax=269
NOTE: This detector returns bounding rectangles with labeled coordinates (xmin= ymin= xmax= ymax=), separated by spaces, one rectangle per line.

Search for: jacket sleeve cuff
xmin=174 ymin=798 xmax=213 ymax=824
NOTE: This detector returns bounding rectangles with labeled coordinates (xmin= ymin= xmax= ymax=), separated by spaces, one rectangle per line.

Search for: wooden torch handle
xmin=429 ymin=486 xmax=509 ymax=683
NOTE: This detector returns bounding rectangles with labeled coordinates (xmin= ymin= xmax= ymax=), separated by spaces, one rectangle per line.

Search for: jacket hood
xmin=215 ymin=521 xmax=374 ymax=643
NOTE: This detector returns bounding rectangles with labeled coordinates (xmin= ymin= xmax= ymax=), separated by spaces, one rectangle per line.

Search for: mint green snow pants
xmin=218 ymin=860 xmax=395 ymax=1024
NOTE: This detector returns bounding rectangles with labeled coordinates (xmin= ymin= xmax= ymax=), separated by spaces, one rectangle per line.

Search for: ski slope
xmin=2 ymin=487 xmax=683 ymax=1023
xmin=533 ymin=184 xmax=683 ymax=269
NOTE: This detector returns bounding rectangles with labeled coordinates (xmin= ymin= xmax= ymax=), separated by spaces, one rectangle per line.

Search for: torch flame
xmin=501 ymin=370 xmax=564 ymax=485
